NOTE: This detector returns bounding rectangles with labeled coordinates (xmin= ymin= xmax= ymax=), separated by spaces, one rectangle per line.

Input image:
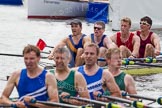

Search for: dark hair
xmin=70 ymin=19 xmax=82 ymax=28
xmin=23 ymin=44 xmax=40 ymax=57
xmin=94 ymin=21 xmax=106 ymax=29
xmin=141 ymin=16 xmax=152 ymax=26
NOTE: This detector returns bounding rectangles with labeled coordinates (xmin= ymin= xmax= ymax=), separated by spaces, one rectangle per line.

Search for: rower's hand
xmin=93 ymin=91 xmax=102 ymax=100
xmin=24 ymin=96 xmax=35 ymax=104
xmin=60 ymin=92 xmax=70 ymax=103
xmin=48 ymin=54 xmax=54 ymax=60
xmin=12 ymin=101 xmax=26 ymax=108
xmin=154 ymin=49 xmax=160 ymax=56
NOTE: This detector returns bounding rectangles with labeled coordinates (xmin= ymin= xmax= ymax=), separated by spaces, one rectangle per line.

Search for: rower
xmin=50 ymin=46 xmax=90 ymax=105
xmin=84 ymin=21 xmax=116 ymax=66
xmin=134 ymin=16 xmax=161 ymax=58
xmin=48 ymin=19 xmax=88 ymax=67
xmin=110 ymin=17 xmax=140 ymax=58
xmin=104 ymin=48 xmax=137 ymax=99
xmin=74 ymin=43 xmax=121 ymax=101
xmin=1 ymin=44 xmax=59 ymax=108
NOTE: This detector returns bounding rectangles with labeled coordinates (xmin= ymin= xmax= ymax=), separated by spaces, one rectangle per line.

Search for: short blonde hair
xmin=121 ymin=17 xmax=131 ymax=26
xmin=105 ymin=48 xmax=120 ymax=59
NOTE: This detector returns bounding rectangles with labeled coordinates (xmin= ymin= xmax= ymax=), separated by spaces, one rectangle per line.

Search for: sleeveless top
xmin=90 ymin=34 xmax=106 ymax=47
xmin=116 ymin=32 xmax=134 ymax=52
xmin=50 ymin=70 xmax=77 ymax=103
xmin=104 ymin=72 xmax=126 ymax=96
xmin=78 ymin=66 xmax=104 ymax=99
xmin=17 ymin=69 xmax=48 ymax=102
xmin=66 ymin=34 xmax=86 ymax=67
xmin=136 ymin=31 xmax=154 ymax=58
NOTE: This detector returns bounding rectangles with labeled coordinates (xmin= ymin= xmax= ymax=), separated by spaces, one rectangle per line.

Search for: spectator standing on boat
xmin=110 ymin=17 xmax=140 ymax=58
xmin=75 ymin=43 xmax=121 ymax=100
xmin=1 ymin=45 xmax=59 ymax=108
xmin=135 ymin=16 xmax=161 ymax=58
xmin=104 ymin=48 xmax=137 ymax=98
xmin=48 ymin=19 xmax=87 ymax=67
xmin=84 ymin=21 xmax=116 ymax=66
xmin=50 ymin=46 xmax=90 ymax=105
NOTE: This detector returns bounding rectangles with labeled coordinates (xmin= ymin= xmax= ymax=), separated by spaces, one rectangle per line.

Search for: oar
xmin=97 ymin=94 xmax=159 ymax=108
xmin=36 ymin=39 xmax=53 ymax=51
xmin=30 ymin=99 xmax=87 ymax=108
xmin=0 ymin=53 xmax=48 ymax=59
xmin=122 ymin=92 xmax=162 ymax=105
xmin=122 ymin=60 xmax=162 ymax=67
xmin=67 ymin=96 xmax=121 ymax=108
xmin=0 ymin=104 xmax=17 ymax=108
xmin=124 ymin=57 xmax=162 ymax=63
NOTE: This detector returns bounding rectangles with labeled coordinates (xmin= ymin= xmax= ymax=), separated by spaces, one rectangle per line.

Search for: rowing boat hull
xmin=28 ymin=0 xmax=88 ymax=19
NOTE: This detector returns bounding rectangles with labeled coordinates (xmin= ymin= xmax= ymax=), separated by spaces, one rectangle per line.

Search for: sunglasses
xmin=94 ymin=27 xmax=102 ymax=30
xmin=140 ymin=21 xmax=150 ymax=25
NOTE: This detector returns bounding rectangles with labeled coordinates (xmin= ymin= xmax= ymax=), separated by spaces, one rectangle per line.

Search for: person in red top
xmin=110 ymin=17 xmax=140 ymax=58
xmin=135 ymin=16 xmax=161 ymax=58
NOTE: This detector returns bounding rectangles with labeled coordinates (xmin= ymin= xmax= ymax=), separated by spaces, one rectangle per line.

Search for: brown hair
xmin=94 ymin=21 xmax=106 ymax=29
xmin=105 ymin=48 xmax=120 ymax=59
xmin=121 ymin=17 xmax=131 ymax=26
xmin=23 ymin=44 xmax=40 ymax=57
xmin=84 ymin=43 xmax=99 ymax=56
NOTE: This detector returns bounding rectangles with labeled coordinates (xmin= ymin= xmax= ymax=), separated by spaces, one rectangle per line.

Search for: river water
xmin=0 ymin=4 xmax=162 ymax=107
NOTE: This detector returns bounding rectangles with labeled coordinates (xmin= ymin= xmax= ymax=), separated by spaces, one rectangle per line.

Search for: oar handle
xmin=0 ymin=104 xmax=17 ymax=108
xmin=46 ymin=45 xmax=54 ymax=48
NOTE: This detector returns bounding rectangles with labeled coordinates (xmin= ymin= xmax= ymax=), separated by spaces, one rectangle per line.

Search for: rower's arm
xmin=71 ymin=72 xmax=90 ymax=105
xmin=110 ymin=34 xmax=117 ymax=44
xmin=152 ymin=33 xmax=161 ymax=54
xmin=83 ymin=36 xmax=91 ymax=47
xmin=48 ymin=38 xmax=67 ymax=59
xmin=125 ymin=74 xmax=137 ymax=94
xmin=103 ymin=71 xmax=121 ymax=97
xmin=132 ymin=35 xmax=140 ymax=57
xmin=104 ymin=36 xmax=117 ymax=49
xmin=46 ymin=73 xmax=59 ymax=102
xmin=1 ymin=71 xmax=26 ymax=107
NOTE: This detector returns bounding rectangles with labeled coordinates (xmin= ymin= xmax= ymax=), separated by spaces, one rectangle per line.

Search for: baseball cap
xmin=70 ymin=19 xmax=82 ymax=27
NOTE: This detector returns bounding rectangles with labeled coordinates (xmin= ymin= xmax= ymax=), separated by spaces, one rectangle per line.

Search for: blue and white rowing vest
xmin=17 ymin=69 xmax=48 ymax=101
xmin=78 ymin=66 xmax=104 ymax=99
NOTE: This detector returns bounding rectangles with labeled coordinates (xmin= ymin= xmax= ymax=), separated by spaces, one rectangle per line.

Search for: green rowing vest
xmin=104 ymin=72 xmax=126 ymax=96
xmin=50 ymin=70 xmax=77 ymax=103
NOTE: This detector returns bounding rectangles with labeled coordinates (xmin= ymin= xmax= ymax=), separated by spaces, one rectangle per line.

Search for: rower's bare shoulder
xmin=10 ymin=70 xmax=21 ymax=79
xmin=46 ymin=71 xmax=56 ymax=79
xmin=125 ymin=74 xmax=134 ymax=82
xmin=102 ymin=69 xmax=113 ymax=80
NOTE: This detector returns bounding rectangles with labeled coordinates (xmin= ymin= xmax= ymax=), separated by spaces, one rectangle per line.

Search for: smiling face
xmin=71 ymin=23 xmax=82 ymax=36
xmin=54 ymin=52 xmax=70 ymax=71
xmin=53 ymin=47 xmax=71 ymax=71
xmin=24 ymin=51 xmax=40 ymax=71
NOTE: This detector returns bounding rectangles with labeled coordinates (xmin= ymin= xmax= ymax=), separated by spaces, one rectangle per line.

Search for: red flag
xmin=36 ymin=39 xmax=47 ymax=51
